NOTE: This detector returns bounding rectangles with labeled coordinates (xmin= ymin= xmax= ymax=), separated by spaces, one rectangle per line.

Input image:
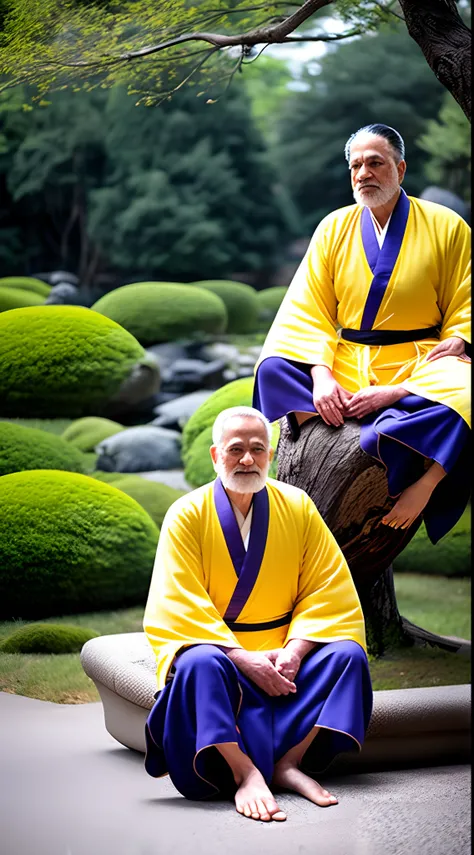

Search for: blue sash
xmin=213 ymin=478 xmax=277 ymax=626
xmin=359 ymin=189 xmax=410 ymax=330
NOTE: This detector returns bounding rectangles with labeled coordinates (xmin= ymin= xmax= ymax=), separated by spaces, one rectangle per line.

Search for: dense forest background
xmin=0 ymin=21 xmax=470 ymax=294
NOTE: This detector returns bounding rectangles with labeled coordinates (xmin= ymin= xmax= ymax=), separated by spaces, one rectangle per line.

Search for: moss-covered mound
xmin=0 ymin=276 xmax=51 ymax=297
xmin=0 ymin=623 xmax=99 ymax=654
xmin=0 ymin=287 xmax=45 ymax=313
xmin=184 ymin=426 xmax=215 ymax=488
xmin=0 ymin=470 xmax=159 ymax=619
xmin=92 ymin=282 xmax=228 ymax=346
xmin=62 ymin=417 xmax=125 ymax=452
xmin=256 ymin=286 xmax=288 ymax=329
xmin=0 ymin=305 xmax=148 ymax=417
xmin=394 ymin=507 xmax=470 ymax=577
xmin=0 ymin=421 xmax=87 ymax=477
xmin=92 ymin=471 xmax=184 ymax=527
xmin=182 ymin=377 xmax=254 ymax=460
xmin=192 ymin=280 xmax=258 ymax=334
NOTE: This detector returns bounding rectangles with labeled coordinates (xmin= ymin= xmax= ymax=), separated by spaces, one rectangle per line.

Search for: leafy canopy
xmin=0 ymin=0 xmax=398 ymax=103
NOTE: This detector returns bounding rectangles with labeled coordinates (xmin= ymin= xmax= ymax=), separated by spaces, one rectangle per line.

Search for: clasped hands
xmin=227 ymin=641 xmax=311 ymax=697
xmin=312 ymin=337 xmax=467 ymax=426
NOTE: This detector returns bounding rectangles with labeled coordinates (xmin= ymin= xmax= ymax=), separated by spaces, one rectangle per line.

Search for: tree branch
xmin=38 ymin=0 xmax=333 ymax=68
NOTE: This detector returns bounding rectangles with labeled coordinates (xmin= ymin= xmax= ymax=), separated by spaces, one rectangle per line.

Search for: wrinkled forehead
xmin=349 ymin=133 xmax=395 ymax=163
xmin=220 ymin=416 xmax=268 ymax=446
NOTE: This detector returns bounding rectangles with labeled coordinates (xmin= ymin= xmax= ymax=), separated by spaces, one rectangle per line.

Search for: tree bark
xmin=276 ymin=416 xmax=467 ymax=656
xmin=398 ymin=0 xmax=471 ymax=121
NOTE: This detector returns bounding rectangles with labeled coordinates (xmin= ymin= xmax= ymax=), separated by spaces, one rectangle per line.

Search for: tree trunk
xmin=398 ymin=0 xmax=471 ymax=121
xmin=276 ymin=416 xmax=467 ymax=656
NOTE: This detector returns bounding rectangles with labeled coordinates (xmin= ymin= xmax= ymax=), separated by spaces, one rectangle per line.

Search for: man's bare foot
xmin=273 ymin=763 xmax=338 ymax=807
xmin=381 ymin=462 xmax=446 ymax=529
xmin=235 ymin=768 xmax=287 ymax=822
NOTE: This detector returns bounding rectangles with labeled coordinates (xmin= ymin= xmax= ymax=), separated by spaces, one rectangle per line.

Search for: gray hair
xmin=344 ymin=123 xmax=405 ymax=164
xmin=212 ymin=406 xmax=272 ymax=446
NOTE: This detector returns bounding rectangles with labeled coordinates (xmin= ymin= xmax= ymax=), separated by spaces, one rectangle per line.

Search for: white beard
xmin=216 ymin=463 xmax=269 ymax=494
xmin=353 ymin=175 xmax=400 ymax=209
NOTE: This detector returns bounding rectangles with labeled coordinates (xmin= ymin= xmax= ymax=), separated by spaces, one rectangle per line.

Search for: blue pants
xmin=145 ymin=641 xmax=373 ymax=800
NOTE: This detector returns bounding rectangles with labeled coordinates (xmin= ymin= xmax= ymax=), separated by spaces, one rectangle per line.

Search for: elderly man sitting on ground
xmin=143 ymin=406 xmax=373 ymax=822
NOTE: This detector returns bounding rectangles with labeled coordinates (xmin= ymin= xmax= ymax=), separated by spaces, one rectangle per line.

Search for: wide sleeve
xmin=284 ymin=494 xmax=366 ymax=651
xmin=143 ymin=499 xmax=241 ymax=689
xmin=257 ymin=217 xmax=339 ymax=369
xmin=438 ymin=216 xmax=471 ymax=344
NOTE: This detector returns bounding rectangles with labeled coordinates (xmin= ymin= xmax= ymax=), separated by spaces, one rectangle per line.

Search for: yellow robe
xmin=144 ymin=478 xmax=366 ymax=689
xmin=257 ymin=197 xmax=471 ymax=426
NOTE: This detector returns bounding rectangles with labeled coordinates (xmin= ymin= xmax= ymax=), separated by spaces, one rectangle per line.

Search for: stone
xmin=161 ymin=358 xmax=227 ymax=395
xmin=200 ymin=342 xmax=240 ymax=365
xmin=33 ymin=270 xmax=80 ymax=286
xmin=420 ymin=186 xmax=470 ymax=223
xmin=151 ymin=390 xmax=214 ymax=430
xmin=44 ymin=283 xmax=81 ymax=305
xmin=95 ymin=426 xmax=182 ymax=473
xmin=104 ymin=353 xmax=161 ymax=420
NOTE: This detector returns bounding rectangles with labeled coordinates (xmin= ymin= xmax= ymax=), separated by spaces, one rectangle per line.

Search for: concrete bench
xmin=80 ymin=632 xmax=471 ymax=773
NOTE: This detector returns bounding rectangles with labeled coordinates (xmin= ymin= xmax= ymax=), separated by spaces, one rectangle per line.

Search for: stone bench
xmin=80 ymin=632 xmax=471 ymax=773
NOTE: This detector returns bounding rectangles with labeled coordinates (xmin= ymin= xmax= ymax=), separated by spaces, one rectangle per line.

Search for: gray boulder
xmin=104 ymin=353 xmax=161 ymax=420
xmin=420 ymin=186 xmax=470 ymax=223
xmin=33 ymin=270 xmax=80 ymax=286
xmin=161 ymin=358 xmax=227 ymax=394
xmin=44 ymin=283 xmax=81 ymax=305
xmin=95 ymin=426 xmax=182 ymax=473
xmin=201 ymin=342 xmax=240 ymax=365
xmin=151 ymin=390 xmax=214 ymax=430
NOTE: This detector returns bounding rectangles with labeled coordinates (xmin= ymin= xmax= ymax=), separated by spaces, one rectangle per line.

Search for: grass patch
xmin=368 ymin=645 xmax=471 ymax=690
xmin=0 ymin=576 xmax=470 ymax=704
xmin=0 ymin=417 xmax=74 ymax=435
xmin=394 ymin=573 xmax=471 ymax=640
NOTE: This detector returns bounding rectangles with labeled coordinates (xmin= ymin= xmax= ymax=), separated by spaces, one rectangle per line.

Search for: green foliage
xmin=0 ymin=80 xmax=292 ymax=281
xmin=275 ymin=24 xmax=446 ymax=228
xmin=184 ymin=426 xmax=215 ymax=488
xmin=92 ymin=282 xmax=228 ymax=345
xmin=393 ymin=508 xmax=470 ymax=578
xmin=0 ymin=305 xmax=147 ymax=417
xmin=0 ymin=623 xmax=99 ymax=654
xmin=0 ymin=421 xmax=87 ymax=476
xmin=0 ymin=470 xmax=159 ymax=619
xmin=256 ymin=286 xmax=288 ymax=329
xmin=0 ymin=276 xmax=51 ymax=296
xmin=0 ymin=286 xmax=45 ymax=311
xmin=92 ymin=472 xmax=184 ymax=527
xmin=182 ymin=376 xmax=254 ymax=460
xmin=192 ymin=280 xmax=259 ymax=334
xmin=417 ymin=93 xmax=471 ymax=202
xmin=0 ymin=418 xmax=74 ymax=435
xmin=61 ymin=416 xmax=125 ymax=452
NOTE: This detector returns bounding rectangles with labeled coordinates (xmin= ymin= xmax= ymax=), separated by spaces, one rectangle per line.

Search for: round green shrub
xmin=182 ymin=377 xmax=254 ymax=460
xmin=92 ymin=282 xmax=228 ymax=346
xmin=0 ymin=623 xmax=99 ymax=654
xmin=192 ymin=280 xmax=258 ymax=334
xmin=92 ymin=472 xmax=184 ymax=527
xmin=256 ymin=286 xmax=288 ymax=329
xmin=184 ymin=426 xmax=215 ymax=488
xmin=0 ymin=470 xmax=159 ymax=619
xmin=0 ymin=287 xmax=45 ymax=313
xmin=394 ymin=507 xmax=470 ymax=577
xmin=0 ymin=305 xmax=148 ymax=417
xmin=62 ymin=417 xmax=125 ymax=452
xmin=0 ymin=421 xmax=87 ymax=477
xmin=0 ymin=276 xmax=51 ymax=297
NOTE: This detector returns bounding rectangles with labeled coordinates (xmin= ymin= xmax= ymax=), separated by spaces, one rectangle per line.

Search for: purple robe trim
xmin=360 ymin=188 xmax=410 ymax=330
xmin=213 ymin=477 xmax=270 ymax=623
